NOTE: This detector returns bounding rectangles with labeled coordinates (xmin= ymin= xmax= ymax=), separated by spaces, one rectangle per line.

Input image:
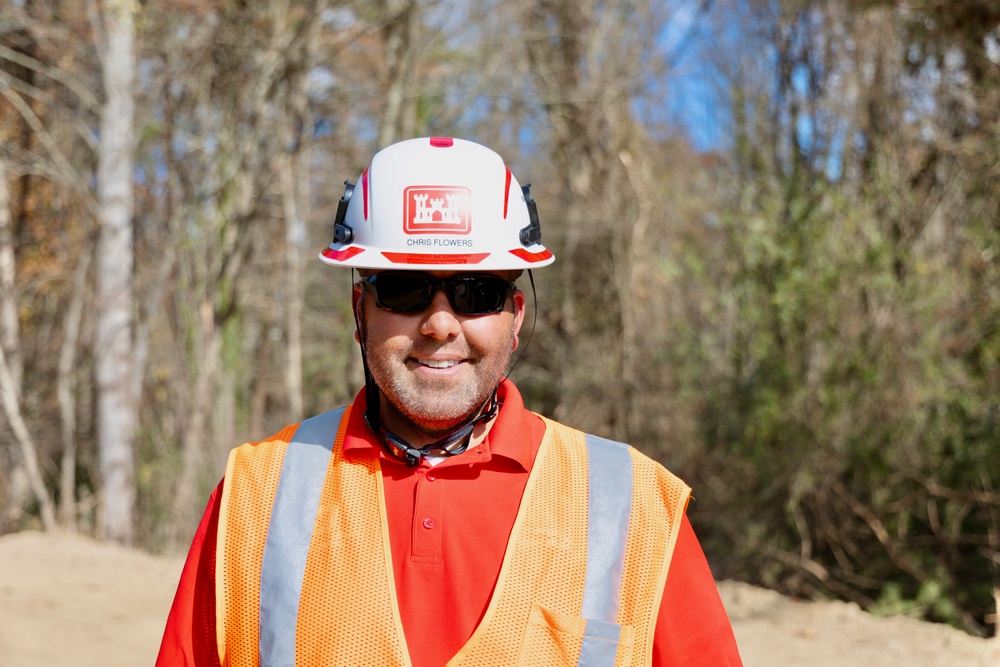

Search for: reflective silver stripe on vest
xmin=578 ymin=433 xmax=633 ymax=667
xmin=259 ymin=407 xmax=346 ymax=666
xmin=579 ymin=618 xmax=623 ymax=667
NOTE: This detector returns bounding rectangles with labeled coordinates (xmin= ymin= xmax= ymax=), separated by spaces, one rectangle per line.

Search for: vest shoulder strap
xmin=580 ymin=433 xmax=633 ymax=624
xmin=259 ymin=407 xmax=348 ymax=665
xmin=216 ymin=407 xmax=354 ymax=667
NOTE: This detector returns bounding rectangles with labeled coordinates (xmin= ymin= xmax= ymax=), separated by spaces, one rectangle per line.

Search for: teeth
xmin=419 ymin=358 xmax=459 ymax=369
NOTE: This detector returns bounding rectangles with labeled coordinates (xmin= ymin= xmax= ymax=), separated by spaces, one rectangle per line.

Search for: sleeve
xmin=156 ymin=479 xmax=225 ymax=667
xmin=652 ymin=514 xmax=743 ymax=667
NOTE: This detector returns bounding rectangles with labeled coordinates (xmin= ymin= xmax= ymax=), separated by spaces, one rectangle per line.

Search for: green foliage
xmin=662 ymin=0 xmax=1000 ymax=637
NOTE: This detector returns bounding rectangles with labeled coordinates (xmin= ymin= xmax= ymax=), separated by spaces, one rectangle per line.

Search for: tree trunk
xmin=0 ymin=341 xmax=57 ymax=531
xmin=169 ymin=299 xmax=223 ymax=544
xmin=0 ymin=158 xmax=16 ymax=510
xmin=57 ymin=249 xmax=91 ymax=530
xmin=0 ymin=155 xmax=33 ymax=524
xmin=280 ymin=129 xmax=306 ymax=423
xmin=0 ymin=158 xmax=21 ymax=392
xmin=376 ymin=0 xmax=418 ymax=147
xmin=522 ymin=0 xmax=594 ymax=425
xmin=95 ymin=0 xmax=138 ymax=545
xmin=279 ymin=0 xmax=324 ymax=423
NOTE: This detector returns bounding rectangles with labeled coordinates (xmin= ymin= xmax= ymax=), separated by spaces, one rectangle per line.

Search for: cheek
xmin=466 ymin=314 xmax=518 ymax=353
xmin=360 ymin=303 xmax=408 ymax=345
xmin=361 ymin=315 xmax=416 ymax=363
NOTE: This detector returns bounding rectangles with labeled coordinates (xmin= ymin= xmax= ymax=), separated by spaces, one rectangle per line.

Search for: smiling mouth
xmin=416 ymin=358 xmax=462 ymax=369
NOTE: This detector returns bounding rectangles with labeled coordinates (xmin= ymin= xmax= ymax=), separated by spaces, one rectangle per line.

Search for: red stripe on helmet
xmin=429 ymin=137 xmax=454 ymax=147
xmin=508 ymin=247 xmax=553 ymax=263
xmin=322 ymin=246 xmax=366 ymax=262
xmin=362 ymin=167 xmax=370 ymax=220
xmin=503 ymin=168 xmax=512 ymax=219
xmin=382 ymin=252 xmax=489 ymax=265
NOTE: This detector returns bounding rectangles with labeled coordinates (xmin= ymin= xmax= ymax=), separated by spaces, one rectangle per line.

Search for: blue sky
xmin=658 ymin=0 xmax=729 ymax=151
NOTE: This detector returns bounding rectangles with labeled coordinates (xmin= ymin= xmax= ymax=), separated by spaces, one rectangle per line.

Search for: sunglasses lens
xmin=371 ymin=274 xmax=433 ymax=312
xmin=451 ymin=277 xmax=510 ymax=314
xmin=366 ymin=274 xmax=513 ymax=315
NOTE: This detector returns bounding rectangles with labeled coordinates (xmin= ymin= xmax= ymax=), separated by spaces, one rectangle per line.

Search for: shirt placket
xmin=410 ymin=466 xmax=446 ymax=562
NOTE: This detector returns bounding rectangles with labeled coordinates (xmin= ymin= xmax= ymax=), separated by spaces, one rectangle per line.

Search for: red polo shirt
xmin=157 ymin=381 xmax=742 ymax=666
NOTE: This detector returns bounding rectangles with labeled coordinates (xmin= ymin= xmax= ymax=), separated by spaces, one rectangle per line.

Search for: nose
xmin=418 ymin=289 xmax=462 ymax=340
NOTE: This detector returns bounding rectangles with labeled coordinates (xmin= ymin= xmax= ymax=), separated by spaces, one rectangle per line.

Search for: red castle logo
xmin=403 ymin=186 xmax=471 ymax=235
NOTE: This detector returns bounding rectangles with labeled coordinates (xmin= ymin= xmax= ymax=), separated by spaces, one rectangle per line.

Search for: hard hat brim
xmin=318 ymin=243 xmax=554 ymax=272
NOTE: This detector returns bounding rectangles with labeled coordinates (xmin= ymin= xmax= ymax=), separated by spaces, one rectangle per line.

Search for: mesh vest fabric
xmin=449 ymin=417 xmax=689 ymax=666
xmin=216 ymin=410 xmax=690 ymax=667
xmin=215 ymin=423 xmax=298 ymax=666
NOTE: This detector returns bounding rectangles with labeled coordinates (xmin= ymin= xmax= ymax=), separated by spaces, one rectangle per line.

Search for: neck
xmin=364 ymin=388 xmax=500 ymax=466
xmin=376 ymin=403 xmax=480 ymax=446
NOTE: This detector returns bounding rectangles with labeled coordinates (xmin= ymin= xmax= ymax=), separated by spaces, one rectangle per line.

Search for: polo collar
xmin=341 ymin=380 xmax=533 ymax=472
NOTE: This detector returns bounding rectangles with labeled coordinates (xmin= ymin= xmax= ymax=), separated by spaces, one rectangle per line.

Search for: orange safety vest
xmin=215 ymin=405 xmax=690 ymax=667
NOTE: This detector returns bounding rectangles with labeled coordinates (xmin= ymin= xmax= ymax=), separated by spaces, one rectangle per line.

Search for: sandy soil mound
xmin=720 ymin=581 xmax=999 ymax=666
xmin=0 ymin=531 xmax=996 ymax=666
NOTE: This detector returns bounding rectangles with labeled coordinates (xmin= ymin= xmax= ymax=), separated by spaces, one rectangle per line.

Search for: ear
xmin=352 ymin=283 xmax=364 ymax=343
xmin=511 ymin=290 xmax=526 ymax=350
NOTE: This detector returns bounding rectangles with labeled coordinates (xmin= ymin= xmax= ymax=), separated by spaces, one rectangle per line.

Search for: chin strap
xmin=363 ymin=388 xmax=499 ymax=467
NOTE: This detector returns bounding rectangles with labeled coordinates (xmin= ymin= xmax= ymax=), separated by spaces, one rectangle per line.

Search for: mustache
xmin=406 ymin=343 xmax=477 ymax=360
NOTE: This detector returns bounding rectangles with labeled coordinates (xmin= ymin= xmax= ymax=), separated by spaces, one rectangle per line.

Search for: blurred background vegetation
xmin=1 ymin=0 xmax=997 ymax=637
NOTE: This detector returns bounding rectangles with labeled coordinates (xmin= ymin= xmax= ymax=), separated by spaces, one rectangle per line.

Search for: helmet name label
xmin=403 ymin=186 xmax=472 ymax=235
xmin=407 ymin=238 xmax=473 ymax=247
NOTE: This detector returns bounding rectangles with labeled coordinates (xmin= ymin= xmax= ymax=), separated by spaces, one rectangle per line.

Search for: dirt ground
xmin=0 ymin=530 xmax=997 ymax=666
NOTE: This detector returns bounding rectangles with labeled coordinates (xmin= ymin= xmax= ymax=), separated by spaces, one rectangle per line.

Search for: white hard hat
xmin=319 ymin=137 xmax=555 ymax=271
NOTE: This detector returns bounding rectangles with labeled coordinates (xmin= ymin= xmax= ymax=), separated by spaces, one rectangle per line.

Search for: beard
xmin=360 ymin=320 xmax=516 ymax=440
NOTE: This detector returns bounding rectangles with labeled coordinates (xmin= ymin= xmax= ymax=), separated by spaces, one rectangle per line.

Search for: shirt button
xmin=426 ymin=474 xmax=436 ymax=482
xmin=422 ymin=518 xmax=435 ymax=530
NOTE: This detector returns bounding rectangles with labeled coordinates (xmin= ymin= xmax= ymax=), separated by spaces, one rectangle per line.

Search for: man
xmin=157 ymin=137 xmax=742 ymax=666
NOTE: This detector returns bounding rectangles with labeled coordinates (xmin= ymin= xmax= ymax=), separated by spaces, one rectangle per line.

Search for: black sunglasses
xmin=359 ymin=272 xmax=516 ymax=315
